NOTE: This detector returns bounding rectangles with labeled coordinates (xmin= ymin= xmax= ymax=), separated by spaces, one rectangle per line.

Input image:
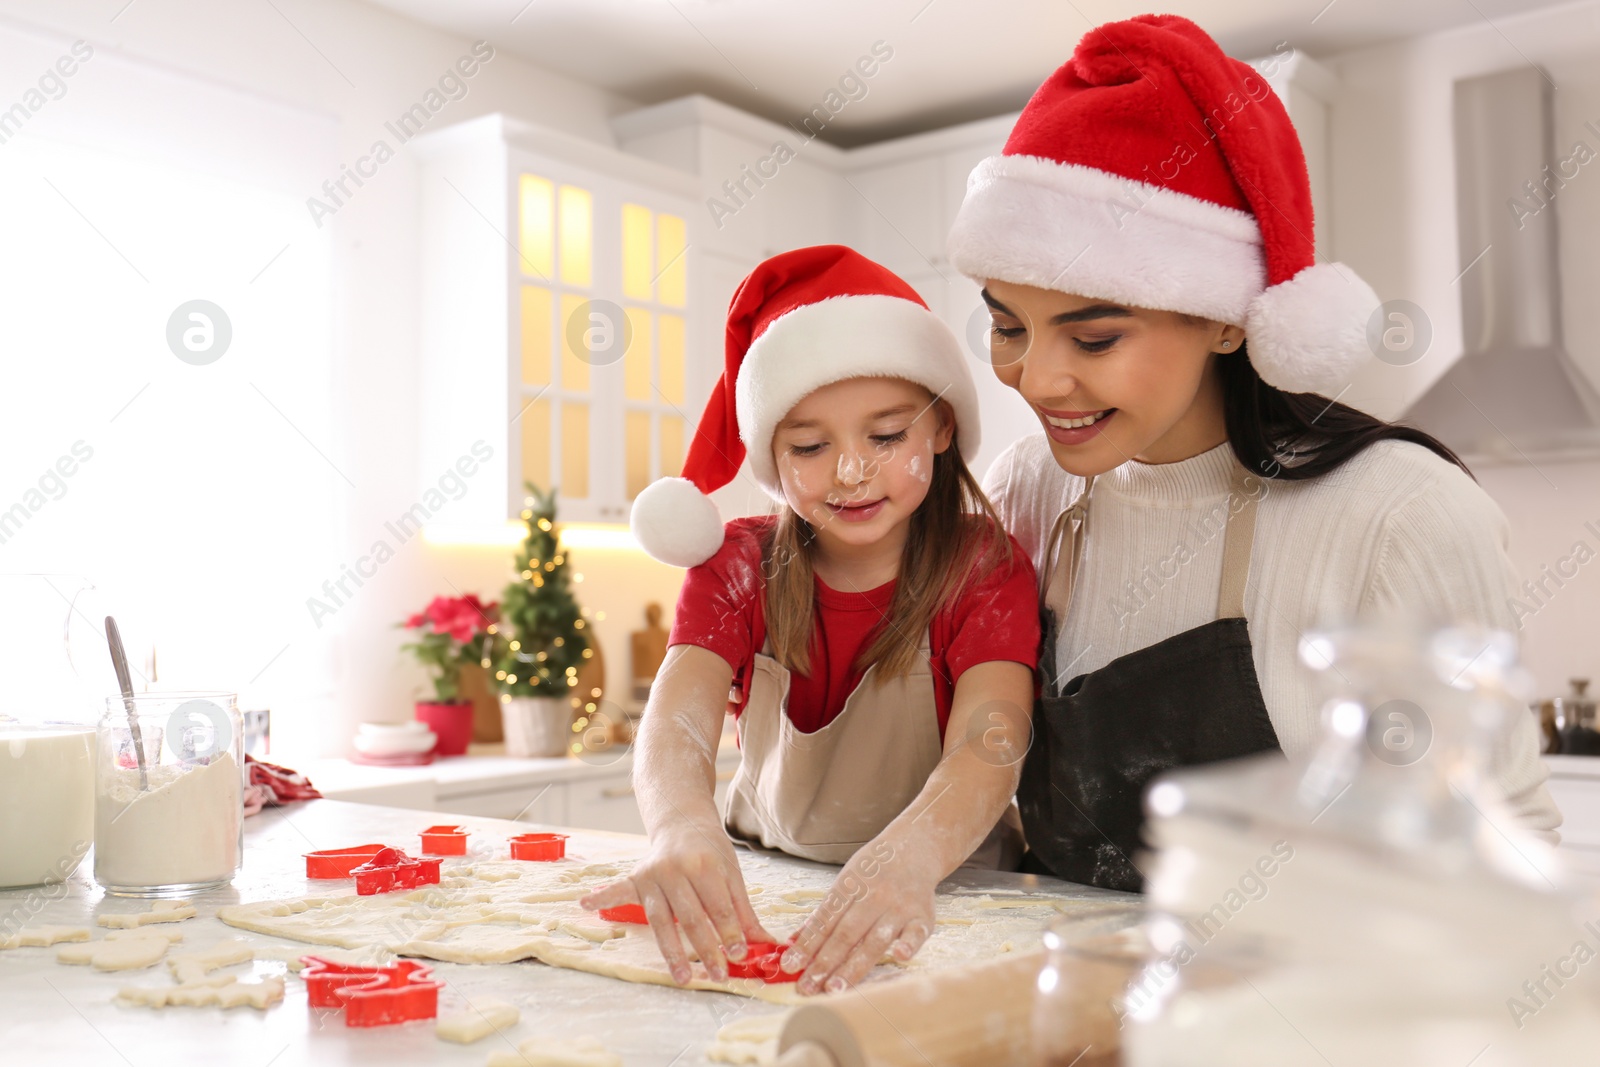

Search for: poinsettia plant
xmin=400 ymin=594 xmax=499 ymax=703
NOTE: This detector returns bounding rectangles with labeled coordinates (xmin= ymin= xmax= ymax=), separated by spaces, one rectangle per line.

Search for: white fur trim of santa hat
xmin=733 ymin=293 xmax=981 ymax=500
xmin=948 ymin=154 xmax=1378 ymax=394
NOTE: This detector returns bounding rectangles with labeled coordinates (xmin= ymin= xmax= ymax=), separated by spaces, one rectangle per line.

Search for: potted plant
xmin=400 ymin=594 xmax=499 ymax=756
xmin=493 ymin=484 xmax=593 ymax=758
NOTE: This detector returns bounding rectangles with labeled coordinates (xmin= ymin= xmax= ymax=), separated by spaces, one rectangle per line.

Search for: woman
xmin=945 ymin=14 xmax=1560 ymax=891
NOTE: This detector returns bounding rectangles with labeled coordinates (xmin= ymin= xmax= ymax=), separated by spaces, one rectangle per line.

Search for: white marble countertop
xmin=0 ymin=798 xmax=1096 ymax=1067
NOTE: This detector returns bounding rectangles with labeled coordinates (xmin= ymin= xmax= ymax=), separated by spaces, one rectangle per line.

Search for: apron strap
xmin=1041 ymin=474 xmax=1094 ymax=625
xmin=1216 ymin=466 xmax=1260 ymax=620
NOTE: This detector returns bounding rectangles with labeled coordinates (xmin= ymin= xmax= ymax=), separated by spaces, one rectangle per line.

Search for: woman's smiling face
xmin=981 ymin=280 xmax=1245 ymax=475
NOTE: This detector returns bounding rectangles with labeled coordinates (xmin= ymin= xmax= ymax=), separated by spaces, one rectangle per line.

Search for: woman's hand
xmin=580 ymin=816 xmax=773 ymax=986
xmin=779 ymin=837 xmax=940 ymax=996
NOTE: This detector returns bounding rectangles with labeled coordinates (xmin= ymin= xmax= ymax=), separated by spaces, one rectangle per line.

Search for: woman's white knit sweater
xmin=982 ymin=433 xmax=1561 ymax=843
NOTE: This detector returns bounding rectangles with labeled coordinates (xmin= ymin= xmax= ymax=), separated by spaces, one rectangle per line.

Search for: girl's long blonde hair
xmin=761 ymin=399 xmax=1013 ymax=680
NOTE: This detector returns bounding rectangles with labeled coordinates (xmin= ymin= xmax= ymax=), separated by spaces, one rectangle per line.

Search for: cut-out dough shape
xmin=435 ymin=999 xmax=520 ymax=1044
xmin=167 ymin=939 xmax=256 ymax=984
xmin=778 ymin=890 xmax=825 ymax=903
xmin=707 ymin=1013 xmax=787 ymax=1066
xmin=117 ymin=975 xmax=285 ymax=1010
xmin=97 ymin=901 xmax=197 ymax=929
xmin=58 ymin=932 xmax=179 ymax=971
xmin=486 ymin=1035 xmax=621 ymax=1067
xmin=557 ymin=864 xmax=625 ymax=884
xmin=553 ymin=920 xmax=626 ymax=944
xmin=3 ymin=925 xmax=91 ymax=948
xmin=519 ymin=888 xmax=588 ymax=903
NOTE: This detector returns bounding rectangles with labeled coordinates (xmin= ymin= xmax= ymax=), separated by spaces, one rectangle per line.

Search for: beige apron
xmin=722 ymin=631 xmax=1024 ymax=869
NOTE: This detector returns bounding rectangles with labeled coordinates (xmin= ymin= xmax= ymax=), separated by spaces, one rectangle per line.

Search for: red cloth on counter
xmin=243 ymin=755 xmax=322 ymax=816
xmin=669 ymin=516 xmax=1040 ymax=740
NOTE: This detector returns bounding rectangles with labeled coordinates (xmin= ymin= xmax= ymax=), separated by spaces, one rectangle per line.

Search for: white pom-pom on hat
xmin=630 ymin=476 xmax=724 ymax=568
xmin=1244 ymin=263 xmax=1381 ymax=395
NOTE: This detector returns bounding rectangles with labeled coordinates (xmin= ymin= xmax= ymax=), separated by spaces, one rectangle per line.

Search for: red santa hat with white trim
xmin=630 ymin=245 xmax=980 ymax=567
xmin=948 ymin=13 xmax=1379 ymax=395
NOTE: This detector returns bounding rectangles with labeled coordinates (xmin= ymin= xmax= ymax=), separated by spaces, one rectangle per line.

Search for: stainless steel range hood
xmin=1404 ymin=66 xmax=1600 ymax=463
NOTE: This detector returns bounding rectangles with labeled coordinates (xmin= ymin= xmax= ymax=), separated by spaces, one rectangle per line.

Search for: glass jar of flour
xmin=95 ymin=693 xmax=243 ymax=896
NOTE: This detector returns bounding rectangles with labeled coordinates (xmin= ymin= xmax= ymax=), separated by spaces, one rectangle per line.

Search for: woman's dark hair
xmin=1219 ymin=343 xmax=1472 ymax=482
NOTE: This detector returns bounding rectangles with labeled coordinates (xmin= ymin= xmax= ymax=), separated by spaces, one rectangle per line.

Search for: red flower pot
xmin=414 ymin=702 xmax=473 ymax=756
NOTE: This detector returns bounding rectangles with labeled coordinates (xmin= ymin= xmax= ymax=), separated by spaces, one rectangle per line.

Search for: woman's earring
xmin=1220 ymin=340 xmax=1233 ymax=349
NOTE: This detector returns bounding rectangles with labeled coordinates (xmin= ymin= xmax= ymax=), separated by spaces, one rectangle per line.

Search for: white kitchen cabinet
xmin=413 ymin=114 xmax=703 ymax=526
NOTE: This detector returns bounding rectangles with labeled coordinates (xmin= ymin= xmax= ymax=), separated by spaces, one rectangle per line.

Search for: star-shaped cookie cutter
xmin=349 ymin=847 xmax=442 ymax=895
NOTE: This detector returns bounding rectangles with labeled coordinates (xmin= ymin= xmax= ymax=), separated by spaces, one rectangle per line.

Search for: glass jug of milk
xmin=0 ymin=713 xmax=95 ymax=889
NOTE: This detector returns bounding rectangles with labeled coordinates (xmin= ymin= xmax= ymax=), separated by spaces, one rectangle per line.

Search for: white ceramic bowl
xmin=352 ymin=728 xmax=437 ymax=757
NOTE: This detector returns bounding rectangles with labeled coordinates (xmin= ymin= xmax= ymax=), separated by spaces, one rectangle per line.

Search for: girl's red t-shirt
xmin=668 ymin=516 xmax=1041 ymax=741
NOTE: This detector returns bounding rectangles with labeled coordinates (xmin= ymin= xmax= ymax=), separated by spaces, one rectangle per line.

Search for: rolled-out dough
xmin=217 ymin=852 xmax=1080 ymax=1006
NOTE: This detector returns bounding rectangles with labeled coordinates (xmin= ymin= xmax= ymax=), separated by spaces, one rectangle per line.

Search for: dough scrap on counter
xmin=778 ymin=889 xmax=826 ymax=903
xmin=435 ymin=999 xmax=520 ymax=1044
xmin=117 ymin=975 xmax=285 ymax=1010
xmin=57 ymin=932 xmax=179 ymax=971
xmin=6 ymin=925 xmax=92 ymax=948
xmin=167 ymin=939 xmax=256 ymax=984
xmin=97 ymin=901 xmax=197 ymax=929
xmin=706 ymin=1012 xmax=786 ymax=1066
xmin=486 ymin=1035 xmax=620 ymax=1067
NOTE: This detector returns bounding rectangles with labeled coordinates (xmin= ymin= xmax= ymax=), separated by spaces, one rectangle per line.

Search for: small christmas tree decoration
xmin=493 ymin=483 xmax=591 ymax=700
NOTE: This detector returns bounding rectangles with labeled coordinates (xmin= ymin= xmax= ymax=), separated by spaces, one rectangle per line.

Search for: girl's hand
xmin=779 ymin=838 xmax=939 ymax=996
xmin=579 ymin=817 xmax=773 ymax=985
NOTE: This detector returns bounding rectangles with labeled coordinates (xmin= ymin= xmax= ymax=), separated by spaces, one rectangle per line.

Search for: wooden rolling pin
xmin=773 ymin=947 xmax=1125 ymax=1067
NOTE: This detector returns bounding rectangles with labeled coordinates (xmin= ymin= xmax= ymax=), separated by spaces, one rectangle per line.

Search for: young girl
xmin=580 ymin=246 xmax=1041 ymax=996
xmin=945 ymin=14 xmax=1560 ymax=892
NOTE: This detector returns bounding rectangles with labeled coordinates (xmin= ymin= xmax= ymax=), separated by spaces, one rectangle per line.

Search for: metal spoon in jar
xmin=105 ymin=616 xmax=148 ymax=791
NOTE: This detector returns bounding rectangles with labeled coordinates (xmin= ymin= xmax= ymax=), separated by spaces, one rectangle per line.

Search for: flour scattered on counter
xmin=485 ymin=1034 xmax=620 ymax=1067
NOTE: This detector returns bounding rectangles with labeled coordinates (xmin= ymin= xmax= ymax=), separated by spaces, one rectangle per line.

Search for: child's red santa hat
xmin=948 ymin=14 xmax=1379 ymax=395
xmin=631 ymin=245 xmax=980 ymax=567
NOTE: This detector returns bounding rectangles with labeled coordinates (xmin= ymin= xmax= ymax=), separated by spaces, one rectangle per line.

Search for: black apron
xmin=1017 ymin=461 xmax=1283 ymax=892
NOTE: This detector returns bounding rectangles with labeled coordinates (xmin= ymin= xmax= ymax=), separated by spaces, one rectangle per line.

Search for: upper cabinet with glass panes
xmin=413 ymin=115 xmax=701 ymax=526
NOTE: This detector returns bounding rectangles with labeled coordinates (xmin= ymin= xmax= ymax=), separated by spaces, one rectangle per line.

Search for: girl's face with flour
xmin=981 ymin=279 xmax=1247 ymax=475
xmin=771 ymin=376 xmax=954 ymax=563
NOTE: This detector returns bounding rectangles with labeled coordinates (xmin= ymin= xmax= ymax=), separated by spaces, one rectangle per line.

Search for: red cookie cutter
xmin=598 ymin=903 xmax=648 ymax=925
xmin=726 ymin=940 xmax=800 ymax=983
xmin=304 ymin=844 xmax=389 ymax=879
xmin=509 ymin=832 xmax=567 ymax=861
xmin=350 ymin=847 xmax=442 ymax=895
xmin=419 ymin=825 xmax=468 ymax=855
xmin=300 ymin=957 xmax=441 ymax=1026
